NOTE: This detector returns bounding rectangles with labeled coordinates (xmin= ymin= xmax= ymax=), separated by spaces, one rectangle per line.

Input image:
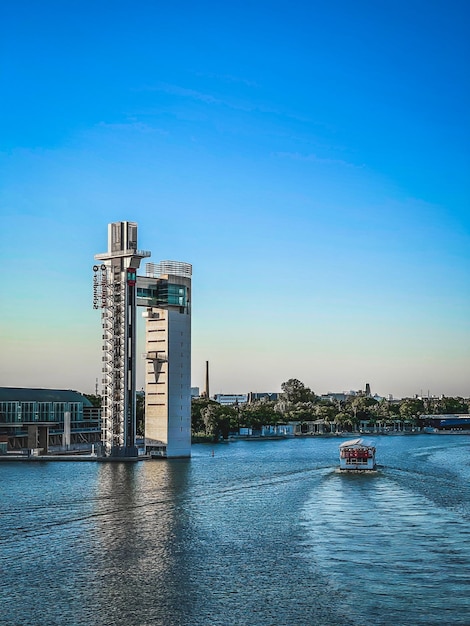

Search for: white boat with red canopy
xmin=339 ymin=438 xmax=376 ymax=471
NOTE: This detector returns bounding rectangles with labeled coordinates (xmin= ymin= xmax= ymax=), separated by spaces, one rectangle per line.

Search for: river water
xmin=1 ymin=435 xmax=469 ymax=625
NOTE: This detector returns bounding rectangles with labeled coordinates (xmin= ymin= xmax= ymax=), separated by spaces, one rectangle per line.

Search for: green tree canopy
xmin=191 ymin=398 xmax=216 ymax=434
xmin=314 ymin=405 xmax=337 ymax=421
xmin=432 ymin=396 xmax=468 ymax=415
xmin=201 ymin=403 xmax=237 ymax=441
xmin=399 ymin=398 xmax=425 ymax=421
xmin=239 ymin=402 xmax=279 ymax=430
xmin=280 ymin=379 xmax=316 ymax=404
xmin=288 ymin=402 xmax=317 ymax=422
xmin=84 ymin=394 xmax=101 ymax=407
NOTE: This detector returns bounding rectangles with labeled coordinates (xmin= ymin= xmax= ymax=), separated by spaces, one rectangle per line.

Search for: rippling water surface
xmin=1 ymin=435 xmax=469 ymax=625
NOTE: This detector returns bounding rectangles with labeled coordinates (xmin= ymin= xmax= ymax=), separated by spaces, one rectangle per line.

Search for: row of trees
xmin=85 ymin=379 xmax=469 ymax=442
xmin=191 ymin=379 xmax=469 ymax=441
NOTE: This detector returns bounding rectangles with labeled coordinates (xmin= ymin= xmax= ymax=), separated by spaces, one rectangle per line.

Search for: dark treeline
xmin=191 ymin=378 xmax=469 ymax=442
xmin=85 ymin=379 xmax=469 ymax=443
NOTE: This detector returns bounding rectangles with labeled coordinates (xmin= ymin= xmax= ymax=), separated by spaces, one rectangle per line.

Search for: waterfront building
xmin=0 ymin=388 xmax=100 ymax=451
xmin=418 ymin=414 xmax=470 ymax=432
xmin=261 ymin=424 xmax=295 ymax=436
xmin=294 ymin=420 xmax=328 ymax=435
xmin=139 ymin=261 xmax=192 ymax=458
xmin=359 ymin=419 xmax=416 ymax=433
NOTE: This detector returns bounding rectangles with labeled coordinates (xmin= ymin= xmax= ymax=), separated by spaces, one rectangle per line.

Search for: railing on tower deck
xmin=95 ymin=249 xmax=151 ymax=260
xmin=146 ymin=261 xmax=192 ymax=278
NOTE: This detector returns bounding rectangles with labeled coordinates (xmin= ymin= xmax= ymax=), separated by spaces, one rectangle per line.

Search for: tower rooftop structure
xmin=95 ymin=221 xmax=151 ymax=265
xmin=146 ymin=261 xmax=192 ymax=278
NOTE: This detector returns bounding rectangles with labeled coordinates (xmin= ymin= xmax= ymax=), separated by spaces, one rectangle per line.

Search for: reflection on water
xmin=0 ymin=435 xmax=469 ymax=625
xmin=90 ymin=461 xmax=194 ymax=626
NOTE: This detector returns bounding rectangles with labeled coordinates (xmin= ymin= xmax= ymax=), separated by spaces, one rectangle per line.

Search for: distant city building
xmin=212 ymin=392 xmax=278 ymax=405
xmin=320 ymin=386 xmax=386 ymax=403
xmin=0 ymin=388 xmax=100 ymax=452
xmin=214 ymin=394 xmax=248 ymax=406
xmin=247 ymin=392 xmax=279 ymax=403
xmin=321 ymin=393 xmax=349 ymax=403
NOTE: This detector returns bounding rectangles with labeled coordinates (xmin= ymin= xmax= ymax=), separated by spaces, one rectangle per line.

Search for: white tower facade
xmin=93 ymin=221 xmax=150 ymax=457
xmin=138 ymin=261 xmax=192 ymax=458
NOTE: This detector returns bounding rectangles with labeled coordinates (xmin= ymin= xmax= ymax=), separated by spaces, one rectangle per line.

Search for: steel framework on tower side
xmin=93 ymin=222 xmax=150 ymax=457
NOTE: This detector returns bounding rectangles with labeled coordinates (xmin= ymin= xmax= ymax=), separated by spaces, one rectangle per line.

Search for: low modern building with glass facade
xmin=0 ymin=388 xmax=100 ymax=451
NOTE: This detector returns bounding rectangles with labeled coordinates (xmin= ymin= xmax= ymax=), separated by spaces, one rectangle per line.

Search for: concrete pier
xmin=0 ymin=453 xmax=146 ymax=462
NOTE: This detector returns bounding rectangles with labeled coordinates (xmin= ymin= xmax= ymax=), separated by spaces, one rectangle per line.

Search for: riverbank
xmin=1 ymin=429 xmax=467 ymax=462
xmin=0 ymin=454 xmax=145 ymax=462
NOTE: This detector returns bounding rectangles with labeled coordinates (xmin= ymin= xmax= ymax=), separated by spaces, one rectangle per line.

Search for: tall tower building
xmin=138 ymin=261 xmax=192 ymax=458
xmin=93 ymin=221 xmax=150 ymax=457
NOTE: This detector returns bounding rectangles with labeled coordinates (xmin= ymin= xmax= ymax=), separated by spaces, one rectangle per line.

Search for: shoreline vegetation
xmin=190 ymin=378 xmax=470 ymax=443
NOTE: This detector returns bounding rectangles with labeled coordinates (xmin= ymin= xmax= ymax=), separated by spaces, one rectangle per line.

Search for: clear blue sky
xmin=1 ymin=0 xmax=469 ymax=398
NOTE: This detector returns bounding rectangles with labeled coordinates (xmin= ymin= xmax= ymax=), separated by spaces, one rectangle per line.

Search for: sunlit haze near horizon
xmin=1 ymin=0 xmax=469 ymax=399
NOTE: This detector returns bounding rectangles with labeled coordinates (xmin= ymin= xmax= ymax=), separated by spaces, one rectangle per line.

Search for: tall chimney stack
xmin=204 ymin=361 xmax=210 ymax=399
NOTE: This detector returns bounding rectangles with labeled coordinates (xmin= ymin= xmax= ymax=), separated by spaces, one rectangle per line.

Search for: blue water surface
xmin=1 ymin=434 xmax=469 ymax=625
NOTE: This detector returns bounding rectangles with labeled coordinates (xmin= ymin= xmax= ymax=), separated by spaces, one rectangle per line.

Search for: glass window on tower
xmin=167 ymin=284 xmax=187 ymax=306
